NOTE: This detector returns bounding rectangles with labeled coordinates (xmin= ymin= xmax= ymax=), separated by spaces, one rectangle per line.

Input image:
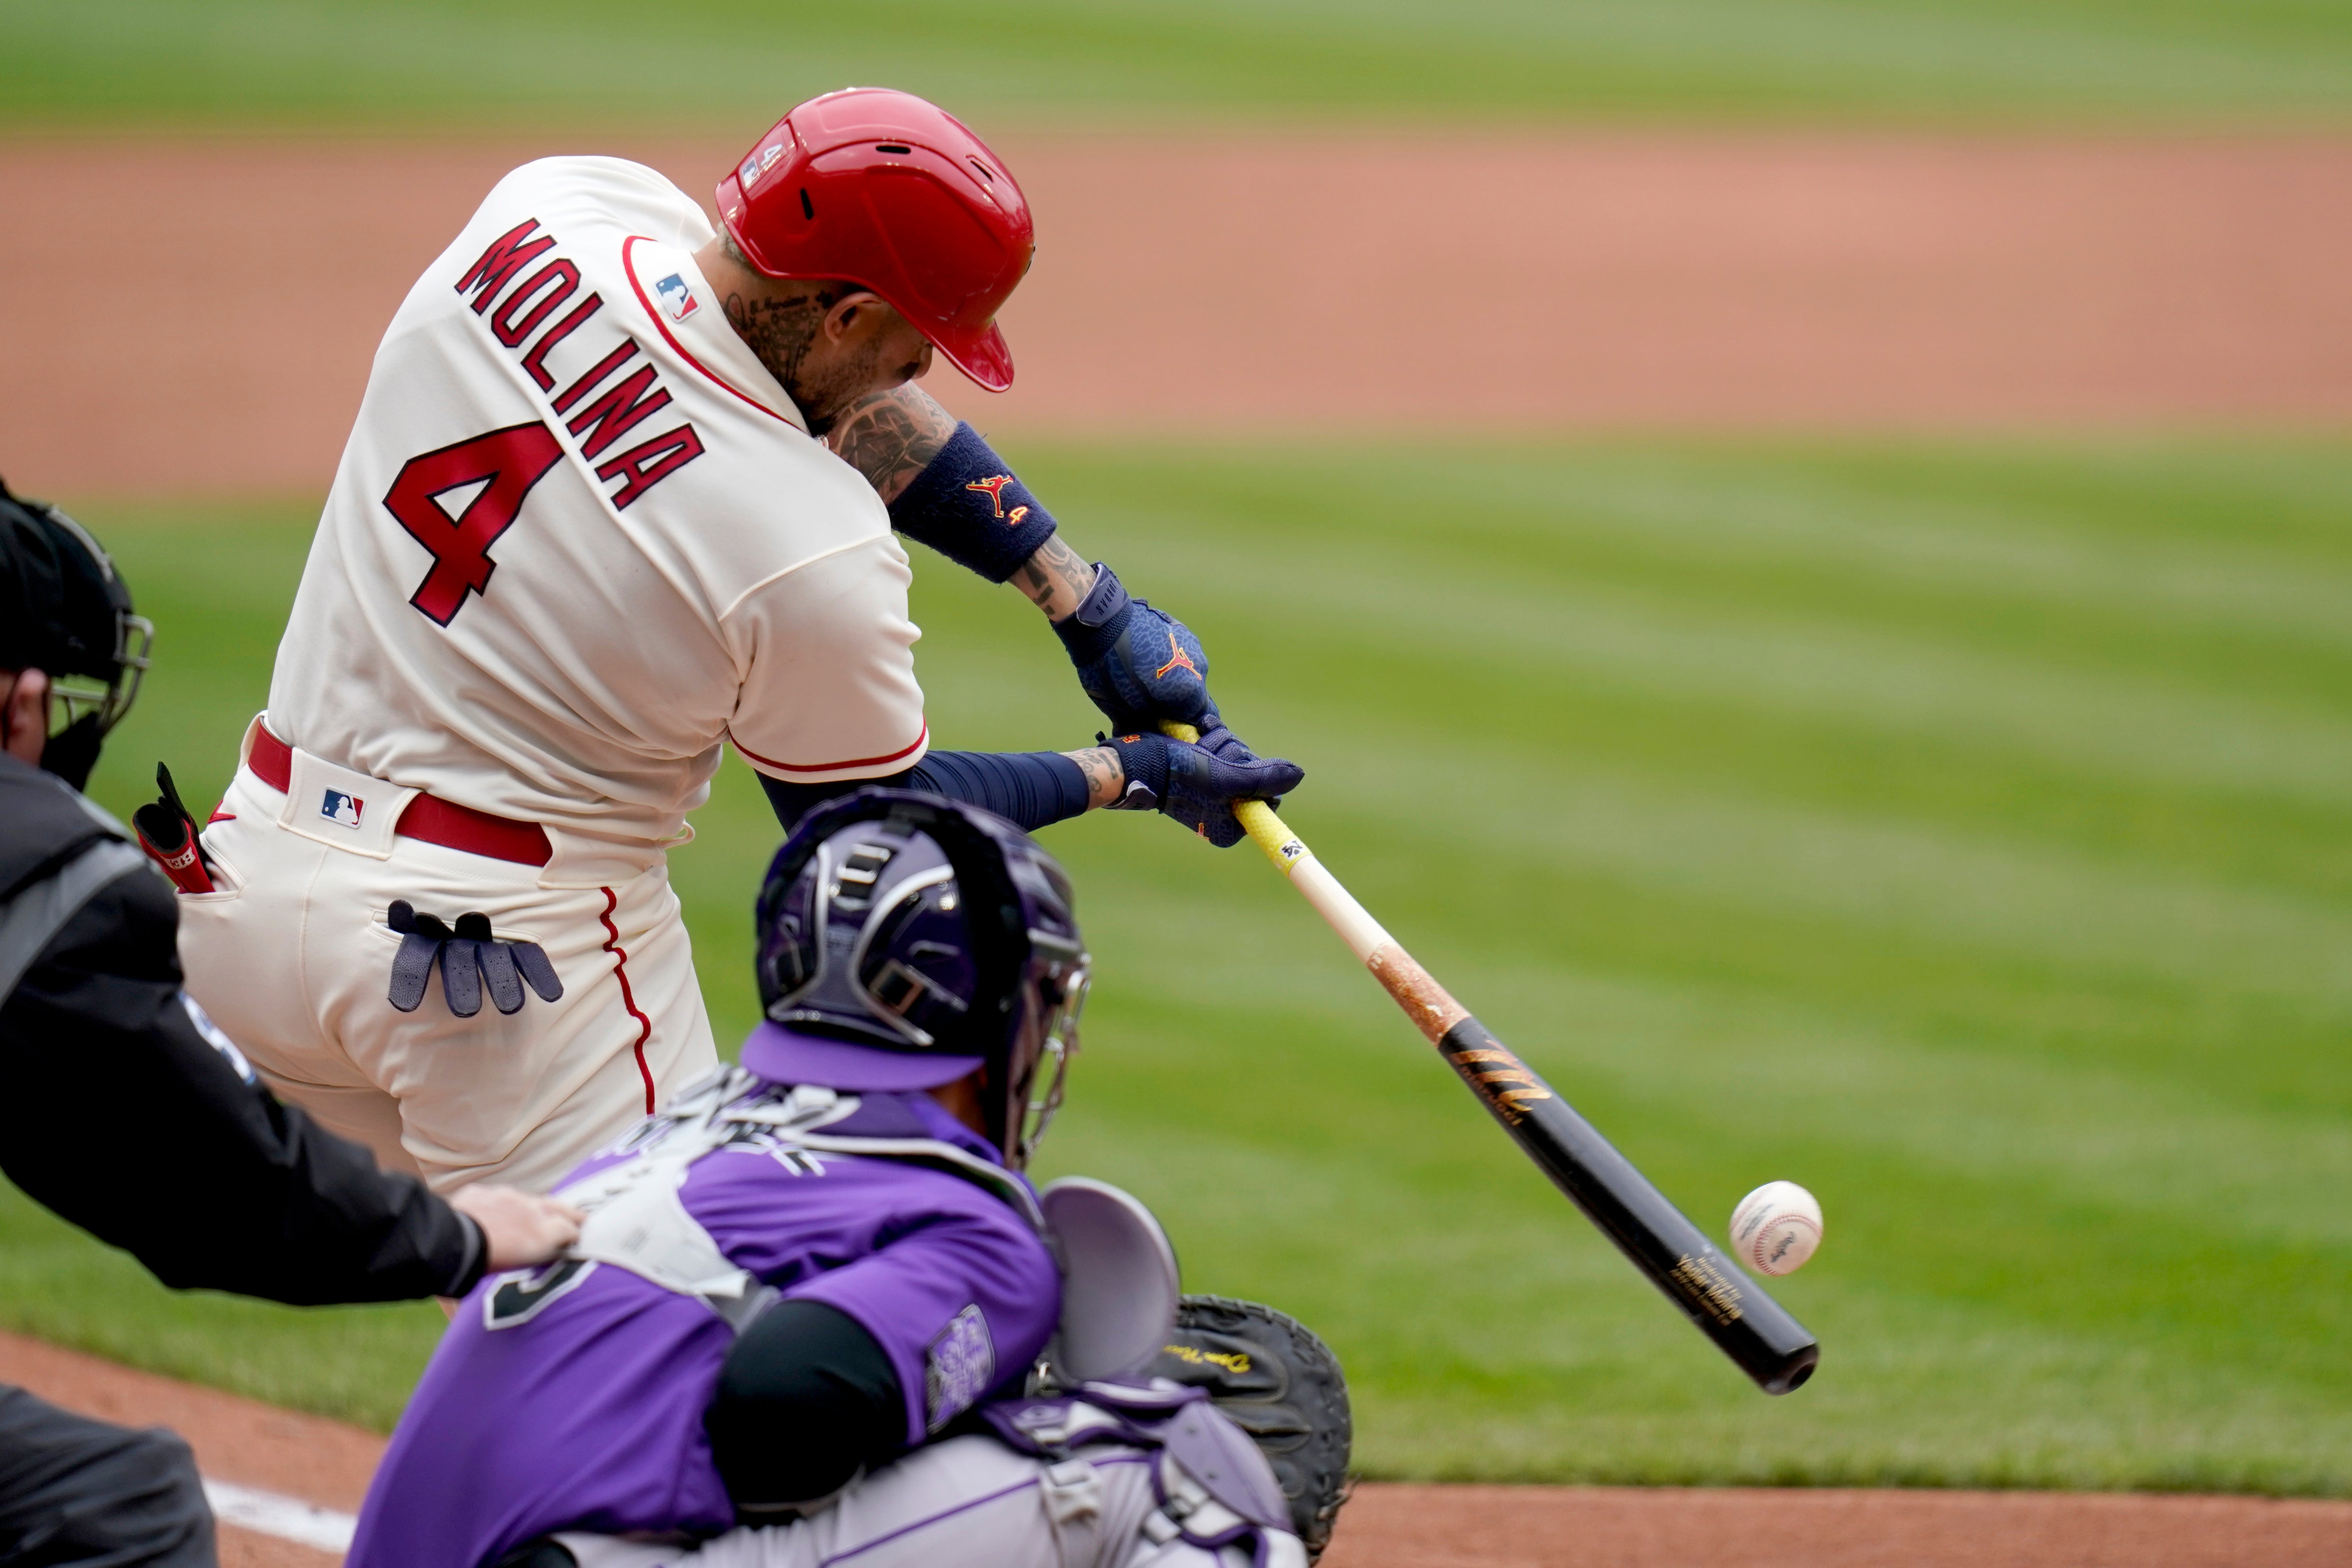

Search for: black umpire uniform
xmin=0 ymin=482 xmax=490 ymax=1565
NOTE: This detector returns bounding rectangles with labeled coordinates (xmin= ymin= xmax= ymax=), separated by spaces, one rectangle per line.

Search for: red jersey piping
xmin=597 ymin=886 xmax=658 ymax=1115
xmin=727 ymin=721 xmax=929 ymax=778
xmin=620 ymin=235 xmax=799 ymax=429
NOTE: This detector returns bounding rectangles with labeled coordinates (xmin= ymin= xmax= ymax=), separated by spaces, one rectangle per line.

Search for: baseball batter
xmin=179 ymin=88 xmax=1299 ymax=1195
xmin=348 ymin=793 xmax=1344 ymax=1568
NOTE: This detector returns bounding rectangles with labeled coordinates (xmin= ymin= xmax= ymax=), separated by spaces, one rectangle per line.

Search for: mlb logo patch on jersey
xmin=321 ymin=789 xmax=365 ymax=829
xmin=654 ymin=273 xmax=699 ymax=323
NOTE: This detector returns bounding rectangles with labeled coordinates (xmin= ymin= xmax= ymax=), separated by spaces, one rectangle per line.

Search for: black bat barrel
xmin=1437 ymin=1015 xmax=1820 ymax=1395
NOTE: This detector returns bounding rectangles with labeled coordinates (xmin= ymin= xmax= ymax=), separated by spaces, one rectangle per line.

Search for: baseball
xmin=1729 ymin=1181 xmax=1823 ymax=1276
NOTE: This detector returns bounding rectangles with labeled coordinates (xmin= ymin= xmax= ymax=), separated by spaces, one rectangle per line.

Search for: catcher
xmin=535 ymin=1300 xmax=1351 ymax=1568
xmin=348 ymin=792 xmax=1348 ymax=1568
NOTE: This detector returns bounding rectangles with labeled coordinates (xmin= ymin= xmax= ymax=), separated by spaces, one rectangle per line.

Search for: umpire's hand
xmin=450 ymin=1185 xmax=586 ymax=1271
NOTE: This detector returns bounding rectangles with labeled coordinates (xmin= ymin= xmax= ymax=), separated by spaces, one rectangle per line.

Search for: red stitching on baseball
xmin=1739 ymin=1211 xmax=1820 ymax=1272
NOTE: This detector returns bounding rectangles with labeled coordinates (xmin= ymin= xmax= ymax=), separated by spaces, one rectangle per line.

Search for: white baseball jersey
xmin=268 ymin=156 xmax=930 ymax=871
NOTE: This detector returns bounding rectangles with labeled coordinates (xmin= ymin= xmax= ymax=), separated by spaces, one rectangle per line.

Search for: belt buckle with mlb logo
xmin=277 ymin=745 xmax=413 ymax=858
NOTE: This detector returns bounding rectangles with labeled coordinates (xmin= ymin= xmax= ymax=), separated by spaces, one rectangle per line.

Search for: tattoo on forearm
xmin=1013 ymin=534 xmax=1098 ymax=620
xmin=827 ymin=385 xmax=958 ymax=504
xmin=1064 ymin=745 xmax=1124 ymax=810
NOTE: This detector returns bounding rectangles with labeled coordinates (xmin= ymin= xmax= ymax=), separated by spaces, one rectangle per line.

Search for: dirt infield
xmin=6 ymin=1332 xmax=2349 ymax=1568
xmin=3 ymin=131 xmax=2348 ymax=497
xmin=1 ymin=1333 xmax=358 ymax=1568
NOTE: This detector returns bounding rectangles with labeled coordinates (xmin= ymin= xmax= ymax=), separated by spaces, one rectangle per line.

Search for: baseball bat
xmin=1165 ymin=723 xmax=1819 ymax=1395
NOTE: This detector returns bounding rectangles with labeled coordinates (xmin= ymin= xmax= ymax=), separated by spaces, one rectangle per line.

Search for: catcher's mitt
xmin=1143 ymin=1295 xmax=1351 ymax=1559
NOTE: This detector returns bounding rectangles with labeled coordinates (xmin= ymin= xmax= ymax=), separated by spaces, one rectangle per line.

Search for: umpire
xmin=0 ymin=479 xmax=583 ymax=1566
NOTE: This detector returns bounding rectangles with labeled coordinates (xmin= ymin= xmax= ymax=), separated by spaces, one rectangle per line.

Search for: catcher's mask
xmin=746 ymin=789 xmax=1087 ymax=1168
xmin=0 ymin=476 xmax=153 ymax=790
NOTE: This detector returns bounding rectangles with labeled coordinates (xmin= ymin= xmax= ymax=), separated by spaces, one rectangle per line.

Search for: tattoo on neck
xmin=827 ymin=386 xmax=958 ymax=503
xmin=722 ymin=286 xmax=837 ymax=398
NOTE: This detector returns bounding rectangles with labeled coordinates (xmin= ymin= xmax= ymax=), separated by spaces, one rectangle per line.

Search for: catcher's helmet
xmin=715 ymin=87 xmax=1034 ymax=393
xmin=0 ymin=476 xmax=152 ymax=788
xmin=746 ymin=789 xmax=1087 ymax=1168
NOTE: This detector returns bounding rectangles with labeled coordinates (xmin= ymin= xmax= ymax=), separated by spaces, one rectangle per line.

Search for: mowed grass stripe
xmin=1108 ymin=447 xmax=2352 ymax=893
xmin=7 ymin=0 xmax=2352 ymax=127
xmin=1052 ymin=971 xmax=2352 ymax=1488
xmin=7 ymin=438 xmax=2344 ymax=1491
xmin=1106 ymin=457 xmax=2352 ymax=793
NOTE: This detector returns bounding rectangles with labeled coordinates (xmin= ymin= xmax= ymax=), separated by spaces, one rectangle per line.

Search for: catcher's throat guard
xmin=1037 ymin=1177 xmax=1180 ymax=1386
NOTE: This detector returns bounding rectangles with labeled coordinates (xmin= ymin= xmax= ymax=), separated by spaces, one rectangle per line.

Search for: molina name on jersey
xmin=269 ymin=157 xmax=931 ymax=877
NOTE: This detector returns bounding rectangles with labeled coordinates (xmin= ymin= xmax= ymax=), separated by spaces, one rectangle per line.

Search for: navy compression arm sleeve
xmin=757 ymin=750 xmax=1091 ymax=836
xmin=887 ymin=423 xmax=1058 ymax=583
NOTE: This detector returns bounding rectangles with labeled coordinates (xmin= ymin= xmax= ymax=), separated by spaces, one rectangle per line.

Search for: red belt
xmin=246 ymin=724 xmax=552 ymax=867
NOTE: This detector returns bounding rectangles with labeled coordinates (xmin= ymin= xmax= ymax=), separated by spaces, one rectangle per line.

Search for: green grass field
xmin=6 ymin=0 xmax=2352 ymax=129
xmin=4 ymin=439 xmax=2346 ymax=1491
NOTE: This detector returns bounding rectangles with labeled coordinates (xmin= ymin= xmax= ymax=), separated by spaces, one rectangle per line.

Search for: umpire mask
xmin=752 ymin=790 xmax=1089 ymax=1168
xmin=0 ymin=478 xmax=152 ymax=790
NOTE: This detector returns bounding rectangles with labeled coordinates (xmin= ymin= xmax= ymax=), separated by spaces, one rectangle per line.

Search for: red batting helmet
xmin=716 ymin=88 xmax=1034 ymax=393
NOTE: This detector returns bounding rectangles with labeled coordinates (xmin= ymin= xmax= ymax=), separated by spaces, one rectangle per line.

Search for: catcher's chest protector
xmin=526 ymin=1066 xmax=1041 ymax=1334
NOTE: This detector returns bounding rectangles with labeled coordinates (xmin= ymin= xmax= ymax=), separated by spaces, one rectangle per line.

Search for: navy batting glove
xmin=1104 ymin=728 xmax=1304 ymax=849
xmin=387 ymin=903 xmax=562 ymax=1018
xmin=1053 ymin=564 xmax=1217 ymax=735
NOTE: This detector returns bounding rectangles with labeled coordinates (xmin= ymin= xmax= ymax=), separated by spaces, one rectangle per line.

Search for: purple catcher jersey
xmin=349 ymin=1077 xmax=1060 ymax=1568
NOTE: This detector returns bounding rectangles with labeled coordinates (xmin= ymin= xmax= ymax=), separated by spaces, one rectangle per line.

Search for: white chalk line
xmin=202 ymin=1477 xmax=358 ymax=1553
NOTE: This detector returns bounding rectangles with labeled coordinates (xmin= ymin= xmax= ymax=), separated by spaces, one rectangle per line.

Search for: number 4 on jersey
xmin=383 ymin=422 xmax=566 ymax=626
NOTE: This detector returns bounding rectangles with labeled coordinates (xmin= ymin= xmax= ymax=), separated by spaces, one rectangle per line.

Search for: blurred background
xmin=2 ymin=0 xmax=2348 ymax=1496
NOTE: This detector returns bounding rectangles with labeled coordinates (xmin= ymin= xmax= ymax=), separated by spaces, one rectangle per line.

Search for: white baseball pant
xmin=555 ymin=1434 xmax=1279 ymax=1568
xmin=177 ymin=734 xmax=717 ymax=1195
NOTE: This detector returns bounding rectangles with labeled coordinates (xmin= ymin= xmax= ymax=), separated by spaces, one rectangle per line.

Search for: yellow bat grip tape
xmin=1157 ymin=722 xmax=1309 ymax=876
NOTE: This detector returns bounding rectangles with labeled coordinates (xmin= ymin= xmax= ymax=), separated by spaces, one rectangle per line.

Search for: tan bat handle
xmin=1157 ymin=721 xmax=1466 ymax=1044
